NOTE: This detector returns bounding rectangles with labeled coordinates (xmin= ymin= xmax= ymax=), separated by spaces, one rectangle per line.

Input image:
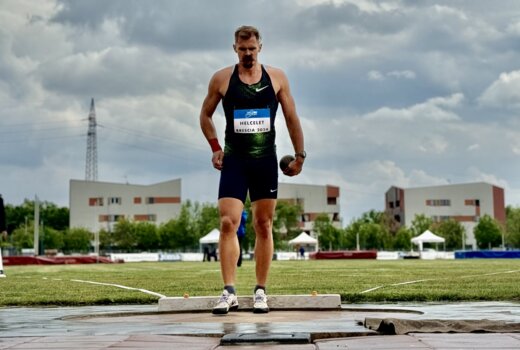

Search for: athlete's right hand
xmin=212 ymin=150 xmax=224 ymax=171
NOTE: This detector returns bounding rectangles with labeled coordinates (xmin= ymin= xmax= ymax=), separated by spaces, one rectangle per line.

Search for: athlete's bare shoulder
xmin=264 ymin=65 xmax=288 ymax=94
xmin=211 ymin=66 xmax=234 ymax=86
xmin=264 ymin=65 xmax=285 ymax=78
xmin=209 ymin=66 xmax=234 ymax=96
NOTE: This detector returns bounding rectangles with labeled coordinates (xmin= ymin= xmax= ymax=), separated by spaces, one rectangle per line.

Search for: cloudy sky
xmin=1 ymin=0 xmax=520 ymax=225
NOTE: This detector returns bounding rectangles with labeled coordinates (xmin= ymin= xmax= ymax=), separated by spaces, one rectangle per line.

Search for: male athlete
xmin=200 ymin=25 xmax=305 ymax=314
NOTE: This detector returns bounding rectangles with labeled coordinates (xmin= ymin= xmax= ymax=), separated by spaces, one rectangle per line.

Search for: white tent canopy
xmin=288 ymin=232 xmax=318 ymax=246
xmin=411 ymin=230 xmax=445 ymax=251
xmin=199 ymin=228 xmax=220 ymax=244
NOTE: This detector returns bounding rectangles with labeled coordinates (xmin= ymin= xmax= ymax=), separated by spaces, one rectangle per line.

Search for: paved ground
xmin=1 ymin=302 xmax=519 ymax=349
xmin=1 ymin=333 xmax=520 ymax=349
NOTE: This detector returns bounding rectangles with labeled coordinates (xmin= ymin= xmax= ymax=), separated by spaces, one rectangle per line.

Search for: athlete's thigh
xmin=251 ymin=198 xmax=276 ymax=223
xmin=218 ymin=154 xmax=248 ymax=203
xmin=248 ymin=154 xmax=278 ymax=202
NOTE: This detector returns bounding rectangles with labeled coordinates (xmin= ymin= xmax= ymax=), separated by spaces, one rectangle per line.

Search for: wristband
xmin=208 ymin=138 xmax=222 ymax=153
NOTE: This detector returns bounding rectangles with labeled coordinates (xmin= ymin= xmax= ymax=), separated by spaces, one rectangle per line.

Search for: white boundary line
xmin=71 ymin=279 xmax=166 ymax=298
xmin=360 ymin=279 xmax=432 ymax=294
xmin=460 ymin=270 xmax=520 ymax=278
xmin=359 ymin=270 xmax=520 ymax=294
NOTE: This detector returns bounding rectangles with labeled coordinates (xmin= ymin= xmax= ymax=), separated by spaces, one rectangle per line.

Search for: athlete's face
xmin=234 ymin=36 xmax=262 ymax=69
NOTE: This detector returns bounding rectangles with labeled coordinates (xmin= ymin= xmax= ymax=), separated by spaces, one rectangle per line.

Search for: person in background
xmin=237 ymin=210 xmax=247 ymax=267
xmin=299 ymin=246 xmax=305 ymax=260
xmin=0 ymin=194 xmax=7 ymax=277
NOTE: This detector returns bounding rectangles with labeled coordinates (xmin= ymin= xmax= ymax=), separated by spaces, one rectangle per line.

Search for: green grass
xmin=1 ymin=260 xmax=519 ymax=306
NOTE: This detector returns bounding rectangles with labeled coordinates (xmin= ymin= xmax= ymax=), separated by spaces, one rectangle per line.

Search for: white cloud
xmin=387 ymin=70 xmax=416 ymax=79
xmin=367 ymin=69 xmax=416 ymax=81
xmin=506 ymin=20 xmax=520 ymax=36
xmin=418 ymin=136 xmax=449 ymax=154
xmin=467 ymin=167 xmax=509 ymax=189
xmin=478 ymin=70 xmax=520 ymax=109
xmin=368 ymin=70 xmax=385 ymax=81
xmin=364 ymin=93 xmax=463 ymax=121
xmin=350 ymin=160 xmax=448 ymax=193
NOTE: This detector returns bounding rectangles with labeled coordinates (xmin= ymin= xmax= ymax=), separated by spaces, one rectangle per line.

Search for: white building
xmin=385 ymin=182 xmax=506 ymax=249
xmin=278 ymin=183 xmax=341 ymax=236
xmin=69 ymin=178 xmax=341 ymax=239
xmin=69 ymin=179 xmax=182 ymax=232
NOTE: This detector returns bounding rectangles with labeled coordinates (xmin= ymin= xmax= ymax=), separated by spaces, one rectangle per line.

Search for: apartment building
xmin=69 ymin=179 xmax=182 ymax=232
xmin=278 ymin=183 xmax=341 ymax=236
xmin=385 ymin=182 xmax=505 ymax=249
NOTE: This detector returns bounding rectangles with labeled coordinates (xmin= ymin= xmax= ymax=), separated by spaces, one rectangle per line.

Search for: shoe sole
xmin=212 ymin=304 xmax=238 ymax=315
xmin=253 ymin=307 xmax=269 ymax=314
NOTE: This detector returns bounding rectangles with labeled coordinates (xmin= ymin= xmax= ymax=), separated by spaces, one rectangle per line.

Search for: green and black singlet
xmin=222 ymin=64 xmax=279 ymax=158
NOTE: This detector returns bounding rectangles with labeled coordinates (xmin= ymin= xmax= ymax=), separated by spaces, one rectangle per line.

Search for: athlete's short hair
xmin=234 ymin=25 xmax=261 ymax=43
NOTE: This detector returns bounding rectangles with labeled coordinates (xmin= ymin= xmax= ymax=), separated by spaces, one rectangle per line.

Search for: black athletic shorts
xmin=218 ymin=153 xmax=278 ymax=203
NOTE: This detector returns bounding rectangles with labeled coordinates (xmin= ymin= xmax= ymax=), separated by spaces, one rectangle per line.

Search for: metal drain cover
xmin=220 ymin=332 xmax=311 ymax=345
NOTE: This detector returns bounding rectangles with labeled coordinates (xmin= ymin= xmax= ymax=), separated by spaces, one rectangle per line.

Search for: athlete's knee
xmin=254 ymin=216 xmax=273 ymax=239
xmin=220 ymin=214 xmax=240 ymax=235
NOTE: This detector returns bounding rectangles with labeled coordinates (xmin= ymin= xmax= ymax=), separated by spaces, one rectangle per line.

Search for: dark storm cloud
xmin=293 ymin=1 xmax=406 ymax=38
xmin=51 ymin=0 xmax=287 ymax=52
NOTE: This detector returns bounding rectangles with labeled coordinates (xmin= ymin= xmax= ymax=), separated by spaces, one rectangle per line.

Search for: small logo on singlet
xmin=245 ymin=110 xmax=258 ymax=118
xmin=255 ymin=86 xmax=269 ymax=92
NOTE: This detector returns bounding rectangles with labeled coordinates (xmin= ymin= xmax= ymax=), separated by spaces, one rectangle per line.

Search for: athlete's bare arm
xmin=267 ymin=67 xmax=305 ymax=176
xmin=200 ymin=67 xmax=233 ymax=170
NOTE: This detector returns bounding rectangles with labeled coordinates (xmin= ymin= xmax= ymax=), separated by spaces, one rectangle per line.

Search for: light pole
xmin=34 ymin=195 xmax=39 ymax=256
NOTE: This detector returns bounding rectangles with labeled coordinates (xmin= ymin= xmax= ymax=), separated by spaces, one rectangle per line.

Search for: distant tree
xmin=40 ymin=202 xmax=69 ymax=231
xmin=4 ymin=199 xmax=69 ymax=233
xmin=474 ymin=215 xmax=503 ymax=249
xmin=432 ymin=219 xmax=465 ymax=250
xmin=274 ymin=200 xmax=302 ymax=239
xmin=159 ymin=219 xmax=177 ymax=250
xmin=135 ymin=222 xmax=159 ymax=251
xmin=159 ymin=201 xmax=199 ymax=251
xmin=98 ymin=228 xmax=112 ymax=252
xmin=4 ymin=200 xmax=34 ymax=234
xmin=175 ymin=201 xmax=199 ymax=250
xmin=410 ymin=214 xmax=433 ymax=237
xmin=358 ymin=222 xmax=384 ymax=250
xmin=344 ymin=219 xmax=361 ymax=250
xmin=11 ymin=224 xmax=34 ymax=250
xmin=41 ymin=226 xmax=64 ymax=251
xmin=194 ymin=203 xmax=220 ymax=239
xmin=64 ymin=228 xmax=92 ymax=253
xmin=360 ymin=209 xmax=383 ymax=224
xmin=506 ymin=206 xmax=520 ymax=248
xmin=344 ymin=211 xmax=387 ymax=250
xmin=313 ymin=214 xmax=342 ymax=250
xmin=273 ymin=200 xmax=302 ymax=250
xmin=380 ymin=211 xmax=400 ymax=236
xmin=393 ymin=226 xmax=412 ymax=251
xmin=112 ymin=218 xmax=138 ymax=252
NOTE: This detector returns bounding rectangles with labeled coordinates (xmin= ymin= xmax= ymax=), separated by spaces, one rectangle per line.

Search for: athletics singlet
xmin=222 ymin=65 xmax=279 ymax=158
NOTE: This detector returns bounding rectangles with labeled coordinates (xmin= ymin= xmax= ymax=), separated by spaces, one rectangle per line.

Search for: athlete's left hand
xmin=283 ymin=158 xmax=303 ymax=176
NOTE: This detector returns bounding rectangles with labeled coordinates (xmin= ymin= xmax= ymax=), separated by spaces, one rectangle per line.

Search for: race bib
xmin=233 ymin=108 xmax=271 ymax=134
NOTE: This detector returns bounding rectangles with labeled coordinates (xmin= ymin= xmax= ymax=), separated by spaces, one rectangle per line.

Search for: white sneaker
xmin=253 ymin=289 xmax=269 ymax=313
xmin=212 ymin=290 xmax=238 ymax=315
